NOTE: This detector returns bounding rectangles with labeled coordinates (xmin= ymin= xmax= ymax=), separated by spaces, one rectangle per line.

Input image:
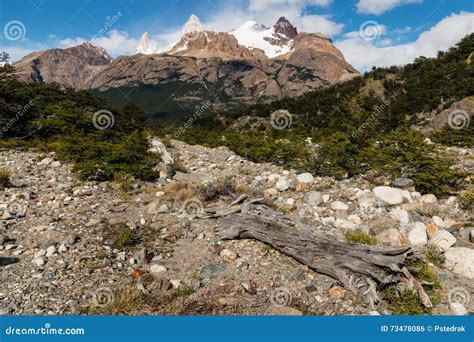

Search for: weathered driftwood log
xmin=211 ymin=200 xmax=421 ymax=306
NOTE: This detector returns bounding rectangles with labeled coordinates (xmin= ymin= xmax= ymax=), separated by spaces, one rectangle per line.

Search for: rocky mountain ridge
xmin=13 ymin=16 xmax=359 ymax=120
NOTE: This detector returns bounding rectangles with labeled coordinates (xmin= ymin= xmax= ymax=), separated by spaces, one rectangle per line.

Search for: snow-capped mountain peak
xmin=229 ymin=18 xmax=296 ymax=58
xmin=274 ymin=16 xmax=298 ymax=39
xmin=136 ymin=32 xmax=160 ymax=55
xmin=183 ymin=14 xmax=204 ymax=36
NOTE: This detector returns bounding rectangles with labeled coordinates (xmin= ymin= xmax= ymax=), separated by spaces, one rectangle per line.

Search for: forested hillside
xmin=171 ymin=34 xmax=474 ymax=196
xmin=0 ymin=64 xmax=158 ymax=181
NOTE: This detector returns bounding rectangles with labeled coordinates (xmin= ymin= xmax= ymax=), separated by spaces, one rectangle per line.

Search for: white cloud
xmin=298 ymin=15 xmax=343 ymax=36
xmin=357 ymin=0 xmax=422 ymax=15
xmin=11 ymin=0 xmax=341 ymax=60
xmin=203 ymin=0 xmax=341 ymax=37
xmin=248 ymin=0 xmax=331 ymax=12
xmin=57 ymin=30 xmax=140 ymax=57
xmin=1 ymin=45 xmax=36 ymax=62
xmin=336 ymin=12 xmax=474 ymax=71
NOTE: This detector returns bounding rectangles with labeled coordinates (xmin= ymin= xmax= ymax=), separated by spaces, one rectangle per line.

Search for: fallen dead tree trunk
xmin=210 ymin=199 xmax=424 ymax=306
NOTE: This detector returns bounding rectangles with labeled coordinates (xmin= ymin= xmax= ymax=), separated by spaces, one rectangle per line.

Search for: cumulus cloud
xmin=205 ymin=0 xmax=341 ymax=37
xmin=1 ymin=45 xmax=36 ymax=62
xmin=36 ymin=0 xmax=342 ymax=58
xmin=335 ymin=11 xmax=474 ymax=71
xmin=357 ymin=0 xmax=422 ymax=15
xmin=248 ymin=0 xmax=331 ymax=12
xmin=297 ymin=15 xmax=344 ymax=36
xmin=57 ymin=30 xmax=140 ymax=56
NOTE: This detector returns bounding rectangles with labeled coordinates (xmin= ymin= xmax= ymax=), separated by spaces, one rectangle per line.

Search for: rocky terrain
xmin=0 ymin=139 xmax=472 ymax=316
xmin=13 ymin=17 xmax=358 ymax=119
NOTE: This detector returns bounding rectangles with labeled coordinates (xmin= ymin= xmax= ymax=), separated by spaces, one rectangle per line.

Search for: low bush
xmin=0 ymin=168 xmax=10 ymax=189
xmin=345 ymin=229 xmax=377 ymax=245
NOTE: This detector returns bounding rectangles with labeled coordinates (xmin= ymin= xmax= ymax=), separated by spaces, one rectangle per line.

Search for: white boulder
xmin=297 ymin=173 xmax=314 ymax=184
xmin=331 ymin=201 xmax=349 ymax=211
xmin=373 ymin=186 xmax=403 ymax=206
xmin=389 ymin=208 xmax=409 ymax=224
xmin=407 ymin=226 xmax=427 ymax=246
xmin=444 ymin=247 xmax=474 ymax=279
xmin=307 ymin=191 xmax=322 ymax=206
xmin=276 ymin=178 xmax=290 ymax=192
xmin=428 ymin=230 xmax=456 ymax=251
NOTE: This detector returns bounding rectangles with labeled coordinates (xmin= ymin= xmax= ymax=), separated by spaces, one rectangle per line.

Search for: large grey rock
xmin=407 ymin=226 xmax=427 ymax=246
xmin=276 ymin=178 xmax=290 ymax=192
xmin=307 ymin=191 xmax=322 ymax=206
xmin=369 ymin=216 xmax=398 ymax=235
xmin=392 ymin=178 xmax=414 ymax=189
xmin=389 ymin=208 xmax=409 ymax=224
xmin=373 ymin=186 xmax=403 ymax=206
xmin=444 ymin=247 xmax=474 ymax=279
xmin=428 ymin=230 xmax=457 ymax=251
xmin=149 ymin=138 xmax=174 ymax=165
xmin=296 ymin=173 xmax=314 ymax=184
xmin=376 ymin=229 xmax=407 ymax=247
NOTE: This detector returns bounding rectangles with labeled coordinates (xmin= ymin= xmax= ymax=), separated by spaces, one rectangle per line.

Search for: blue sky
xmin=1 ymin=0 xmax=473 ymax=70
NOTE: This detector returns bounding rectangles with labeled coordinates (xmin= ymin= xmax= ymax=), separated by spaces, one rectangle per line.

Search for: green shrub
xmin=459 ymin=188 xmax=474 ymax=211
xmin=425 ymin=245 xmax=446 ymax=267
xmin=384 ymin=261 xmax=441 ymax=315
xmin=384 ymin=286 xmax=432 ymax=315
xmin=202 ymin=176 xmax=237 ymax=201
xmin=171 ymin=161 xmax=188 ymax=174
xmin=103 ymin=223 xmax=138 ymax=249
xmin=0 ymin=168 xmax=10 ymax=189
xmin=345 ymin=229 xmax=377 ymax=245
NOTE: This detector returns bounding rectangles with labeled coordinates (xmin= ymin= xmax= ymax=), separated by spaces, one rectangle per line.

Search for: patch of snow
xmin=230 ymin=21 xmax=294 ymax=58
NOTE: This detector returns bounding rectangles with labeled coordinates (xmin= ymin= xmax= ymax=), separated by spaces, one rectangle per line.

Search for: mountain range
xmin=13 ymin=16 xmax=359 ymax=121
